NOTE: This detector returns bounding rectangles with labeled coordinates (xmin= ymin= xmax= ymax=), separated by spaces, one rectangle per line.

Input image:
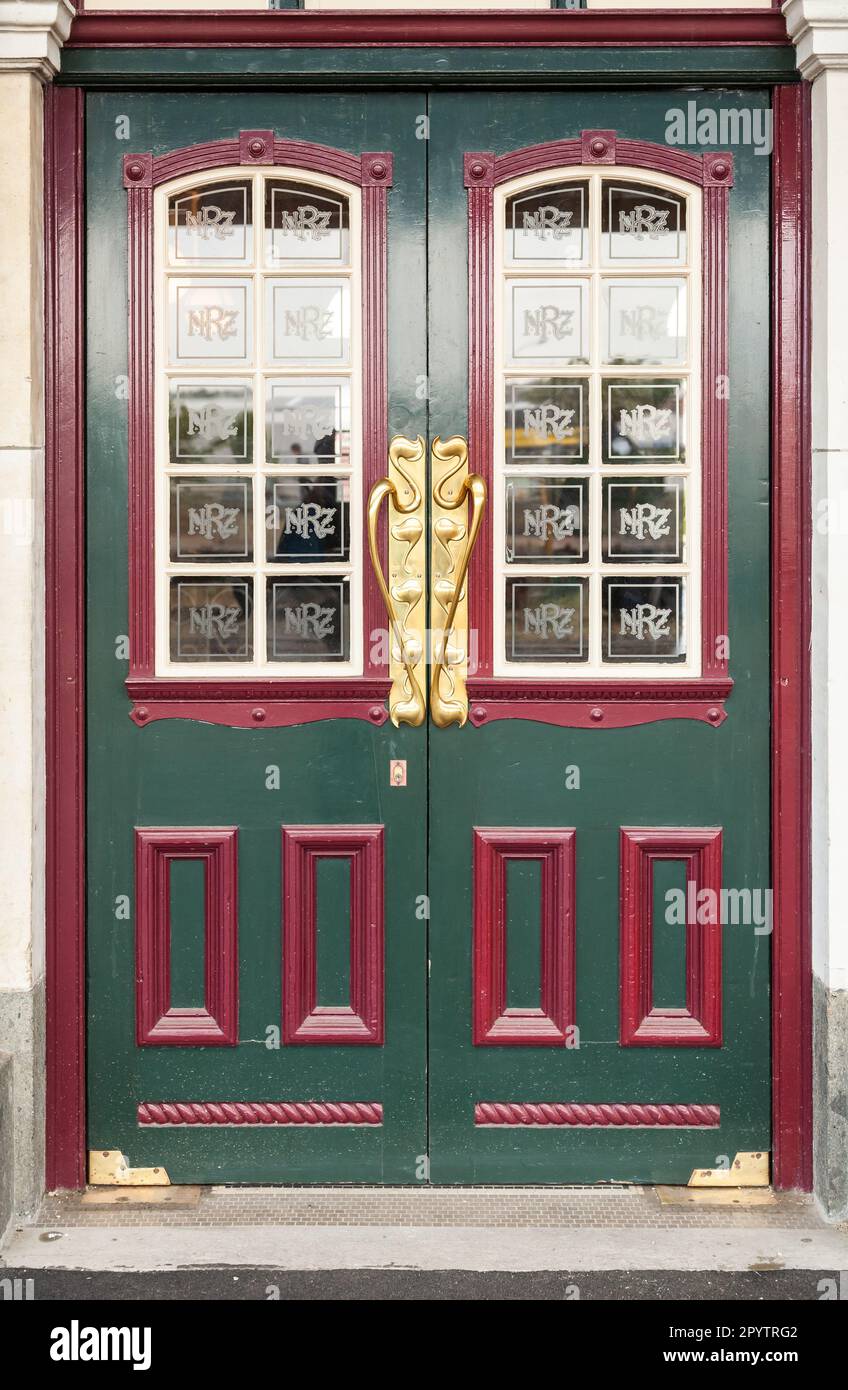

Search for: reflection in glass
xmin=168 ymin=181 xmax=252 ymax=264
xmin=602 ymin=182 xmax=686 ymax=265
xmin=265 ymin=477 xmax=349 ymax=562
xmin=170 ymin=578 xmax=253 ymax=662
xmin=169 ymin=279 xmax=252 ymax=366
xmin=267 ymin=577 xmax=350 ymax=662
xmin=169 ymin=380 xmax=252 ymax=463
xmin=602 ymin=278 xmax=687 ymax=365
xmin=602 ymin=576 xmax=686 ymax=662
xmin=266 ymin=379 xmax=350 ymax=465
xmin=506 ymin=279 xmax=589 ymax=365
xmin=505 ymin=181 xmax=589 ymax=264
xmin=505 ymin=577 xmax=589 ymax=663
xmin=265 ymin=179 xmax=349 ymax=265
xmin=602 ymin=477 xmax=684 ymax=563
xmin=603 ymin=379 xmax=685 ymax=464
xmin=505 ymin=377 xmax=588 ymax=464
xmin=265 ymin=278 xmax=350 ymax=365
xmin=170 ymin=478 xmax=252 ymax=562
xmin=506 ymin=478 xmax=587 ymax=563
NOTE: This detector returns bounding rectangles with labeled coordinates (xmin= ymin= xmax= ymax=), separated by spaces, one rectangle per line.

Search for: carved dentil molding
xmin=784 ymin=0 xmax=848 ymax=80
xmin=0 ymin=1 xmax=75 ymax=80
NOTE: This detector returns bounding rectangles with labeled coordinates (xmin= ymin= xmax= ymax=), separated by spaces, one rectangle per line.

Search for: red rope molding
xmin=138 ymin=1101 xmax=383 ymax=1126
xmin=475 ymin=1102 xmax=720 ymax=1127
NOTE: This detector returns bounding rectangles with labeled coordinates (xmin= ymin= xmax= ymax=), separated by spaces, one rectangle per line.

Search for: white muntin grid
xmin=493 ymin=165 xmax=702 ymax=678
xmin=153 ymin=166 xmax=364 ymax=678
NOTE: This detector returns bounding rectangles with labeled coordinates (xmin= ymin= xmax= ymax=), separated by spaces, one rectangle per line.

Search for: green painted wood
xmin=652 ymin=859 xmax=687 ymax=1011
xmin=506 ymin=859 xmax=542 ymax=1010
xmin=85 ymin=90 xmax=429 ymax=1184
xmin=168 ymin=859 xmax=206 ymax=1011
xmin=60 ymin=47 xmax=797 ymax=89
xmin=426 ymin=88 xmax=771 ymax=1184
xmin=316 ymin=857 xmax=352 ymax=1008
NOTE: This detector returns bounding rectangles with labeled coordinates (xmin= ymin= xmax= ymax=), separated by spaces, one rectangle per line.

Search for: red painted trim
xmin=135 ymin=828 xmax=239 ymax=1046
xmin=473 ymin=828 xmax=575 ymax=1045
xmin=771 ymin=84 xmax=812 ymax=1192
xmin=465 ymin=131 xmax=732 ymax=718
xmin=126 ymin=678 xmax=389 ymax=729
xmin=468 ymin=678 xmax=732 ymax=729
xmin=124 ymin=135 xmax=393 ymax=723
xmin=68 ymin=11 xmax=790 ymax=50
xmin=619 ymin=827 xmax=722 ymax=1047
xmin=475 ymin=1102 xmax=720 ymax=1127
xmin=138 ymin=1101 xmax=382 ymax=1126
xmin=45 ymin=86 xmax=86 ymax=1192
xmin=282 ymin=825 xmax=384 ymax=1044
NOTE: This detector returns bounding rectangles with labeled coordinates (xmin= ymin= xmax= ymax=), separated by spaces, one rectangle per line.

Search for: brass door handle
xmin=367 ymin=435 xmax=427 ymax=727
xmin=430 ymin=435 xmax=488 ymax=728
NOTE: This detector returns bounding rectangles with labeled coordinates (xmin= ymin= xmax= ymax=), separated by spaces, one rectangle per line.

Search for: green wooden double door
xmin=87 ymin=86 xmax=771 ymax=1185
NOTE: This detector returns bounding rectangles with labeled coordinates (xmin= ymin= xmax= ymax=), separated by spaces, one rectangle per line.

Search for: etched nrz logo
xmin=619 ymin=603 xmax=671 ymax=641
xmin=524 ymin=603 xmax=576 ymax=639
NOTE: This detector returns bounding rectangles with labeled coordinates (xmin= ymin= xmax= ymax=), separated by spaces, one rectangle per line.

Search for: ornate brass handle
xmin=367 ymin=435 xmax=427 ymax=727
xmin=430 ymin=435 xmax=488 ymax=729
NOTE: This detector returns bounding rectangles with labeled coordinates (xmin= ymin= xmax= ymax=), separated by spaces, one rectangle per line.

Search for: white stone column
xmin=0 ymin=0 xmax=73 ymax=1234
xmin=785 ymin=0 xmax=848 ymax=1219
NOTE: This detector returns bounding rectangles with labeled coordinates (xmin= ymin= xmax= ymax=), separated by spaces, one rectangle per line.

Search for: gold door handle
xmin=367 ymin=435 xmax=427 ymax=727
xmin=430 ymin=435 xmax=488 ymax=728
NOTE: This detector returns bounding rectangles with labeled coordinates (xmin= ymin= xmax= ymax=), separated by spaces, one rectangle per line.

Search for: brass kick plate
xmin=88 ymin=1149 xmax=171 ymax=1187
xmin=687 ymin=1151 xmax=770 ymax=1187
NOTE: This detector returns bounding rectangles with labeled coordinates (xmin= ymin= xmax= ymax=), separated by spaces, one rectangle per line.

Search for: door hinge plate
xmin=688 ymin=1150 xmax=770 ymax=1187
xmin=88 ymin=1149 xmax=171 ymax=1187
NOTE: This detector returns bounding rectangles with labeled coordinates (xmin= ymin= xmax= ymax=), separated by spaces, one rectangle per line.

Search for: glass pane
xmin=603 ymin=378 xmax=686 ymax=465
xmin=168 ymin=380 xmax=252 ymax=464
xmin=602 ymin=182 xmax=686 ymax=265
xmin=168 ymin=181 xmax=252 ymax=265
xmin=602 ymin=476 xmax=685 ymax=564
xmin=602 ymin=278 xmax=687 ymax=366
xmin=169 ymin=578 xmax=253 ymax=663
xmin=266 ymin=577 xmax=350 ymax=663
xmin=265 ymin=179 xmax=350 ymax=265
xmin=602 ymin=576 xmax=686 ymax=663
xmin=265 ymin=278 xmax=350 ymax=366
xmin=265 ymin=477 xmax=350 ymax=562
xmin=505 ymin=279 xmax=589 ymax=366
xmin=266 ymin=379 xmax=350 ymax=466
xmin=505 ymin=180 xmax=589 ymax=265
xmin=170 ymin=477 xmax=252 ymax=562
xmin=505 ymin=377 xmax=588 ymax=464
xmin=168 ymin=278 xmax=252 ymax=367
xmin=505 ymin=577 xmax=589 ymax=663
xmin=506 ymin=477 xmax=588 ymax=564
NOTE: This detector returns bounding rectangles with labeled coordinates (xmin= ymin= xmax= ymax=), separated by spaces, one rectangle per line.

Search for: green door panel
xmin=426 ymin=89 xmax=771 ymax=1184
xmin=86 ymin=91 xmax=429 ymax=1184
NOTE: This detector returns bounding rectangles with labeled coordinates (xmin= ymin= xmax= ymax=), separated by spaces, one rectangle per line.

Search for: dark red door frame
xmin=44 ymin=80 xmax=811 ymax=1193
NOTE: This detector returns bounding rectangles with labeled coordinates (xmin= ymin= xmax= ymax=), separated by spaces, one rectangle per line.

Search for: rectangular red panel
xmin=620 ymin=827 xmax=722 ymax=1047
xmin=282 ymin=825 xmax=384 ymax=1045
xmin=135 ymin=828 xmax=238 ymax=1046
xmin=473 ymin=828 xmax=575 ymax=1045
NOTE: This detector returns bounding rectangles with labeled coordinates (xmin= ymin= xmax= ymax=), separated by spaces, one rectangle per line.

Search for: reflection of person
xmin=274 ymin=483 xmax=342 ymax=559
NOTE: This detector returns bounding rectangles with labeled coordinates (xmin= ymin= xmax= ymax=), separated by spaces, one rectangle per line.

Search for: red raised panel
xmin=619 ymin=827 xmax=723 ymax=1047
xmin=473 ymin=828 xmax=575 ymax=1046
xmin=135 ymin=828 xmax=239 ymax=1046
xmin=282 ymin=825 xmax=384 ymax=1045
